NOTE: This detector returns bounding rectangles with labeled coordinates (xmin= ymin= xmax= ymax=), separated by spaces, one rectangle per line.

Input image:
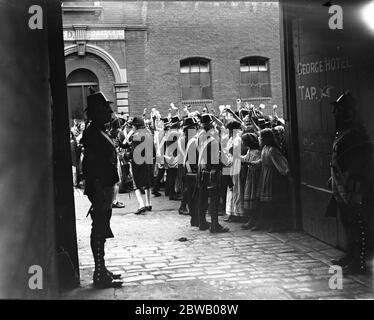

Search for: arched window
xmin=180 ymin=58 xmax=212 ymax=101
xmin=67 ymin=69 xmax=99 ymax=120
xmin=239 ymin=57 xmax=271 ymax=98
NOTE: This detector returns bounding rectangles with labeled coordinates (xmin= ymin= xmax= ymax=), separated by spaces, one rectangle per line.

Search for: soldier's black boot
xmin=91 ymin=238 xmax=123 ymax=289
xmin=179 ymin=195 xmax=189 ymax=215
xmin=331 ymin=243 xmax=354 ymax=266
xmin=343 ymin=248 xmax=366 ymax=275
xmin=106 ymin=268 xmax=122 ymax=280
xmin=210 ymin=214 xmax=229 ymax=233
xmin=343 ymin=240 xmax=367 ymax=274
xmin=198 ymin=198 xmax=210 ymax=230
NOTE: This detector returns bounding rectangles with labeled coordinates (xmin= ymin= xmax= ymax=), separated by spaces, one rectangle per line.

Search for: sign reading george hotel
xmin=64 ymin=29 xmax=125 ymax=41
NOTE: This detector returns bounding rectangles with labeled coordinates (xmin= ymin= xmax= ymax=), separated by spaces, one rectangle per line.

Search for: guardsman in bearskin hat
xmin=81 ymin=92 xmax=123 ymax=289
xmin=326 ymin=91 xmax=372 ymax=274
xmin=197 ymin=114 xmax=229 ymax=233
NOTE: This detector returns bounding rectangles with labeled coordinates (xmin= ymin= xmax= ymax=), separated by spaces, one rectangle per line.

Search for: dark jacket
xmin=82 ymin=123 xmax=119 ymax=189
xmin=326 ymin=126 xmax=371 ymax=217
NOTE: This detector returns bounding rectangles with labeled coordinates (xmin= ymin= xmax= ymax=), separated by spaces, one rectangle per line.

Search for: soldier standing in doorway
xmin=326 ymin=91 xmax=372 ymax=274
xmin=81 ymin=92 xmax=123 ymax=289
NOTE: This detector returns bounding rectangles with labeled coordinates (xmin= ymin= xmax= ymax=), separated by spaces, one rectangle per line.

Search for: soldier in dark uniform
xmin=197 ymin=114 xmax=229 ymax=233
xmin=326 ymin=91 xmax=372 ymax=274
xmin=180 ymin=116 xmax=199 ymax=226
xmin=81 ymin=92 xmax=123 ymax=289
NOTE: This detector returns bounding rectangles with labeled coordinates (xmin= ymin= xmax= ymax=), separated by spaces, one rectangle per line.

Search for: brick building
xmin=63 ymin=1 xmax=282 ymax=118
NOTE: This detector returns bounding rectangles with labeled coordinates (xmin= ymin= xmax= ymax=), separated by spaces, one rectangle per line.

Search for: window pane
xmin=202 ymin=86 xmax=212 ymax=99
xmin=260 ymin=83 xmax=271 ymax=97
xmin=191 ymin=64 xmax=200 ymax=73
xmin=249 ymin=84 xmax=260 ymax=97
xmin=180 ymin=59 xmax=190 ymax=73
xmin=190 ymin=73 xmax=200 ymax=86
xmin=190 ymin=87 xmax=202 ymax=100
xmin=182 ymin=87 xmax=191 ymax=100
xmin=200 ymin=61 xmax=209 ymax=72
xmin=250 ymin=72 xmax=259 ymax=84
xmin=240 ymin=72 xmax=249 ymax=84
xmin=67 ymin=68 xmax=99 ymax=84
xmin=180 ymin=65 xmax=190 ymax=73
xmin=239 ymin=85 xmax=250 ymax=99
xmin=258 ymin=71 xmax=269 ymax=84
xmin=180 ymin=73 xmax=190 ymax=87
xmin=249 ymin=65 xmax=259 ymax=72
xmin=240 ymin=65 xmax=250 ymax=72
xmin=200 ymin=72 xmax=211 ymax=86
xmin=240 ymin=59 xmax=248 ymax=66
xmin=258 ymin=61 xmax=268 ymax=71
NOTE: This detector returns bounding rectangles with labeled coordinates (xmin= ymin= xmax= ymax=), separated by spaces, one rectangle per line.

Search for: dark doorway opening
xmin=67 ymin=68 xmax=99 ymax=121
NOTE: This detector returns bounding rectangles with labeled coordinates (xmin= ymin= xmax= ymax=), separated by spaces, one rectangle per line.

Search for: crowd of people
xmin=72 ymin=98 xmax=292 ymax=234
xmin=74 ymin=90 xmax=373 ymax=289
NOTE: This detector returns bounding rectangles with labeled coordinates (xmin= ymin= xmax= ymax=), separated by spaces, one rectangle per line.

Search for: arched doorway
xmin=67 ymin=68 xmax=99 ymax=120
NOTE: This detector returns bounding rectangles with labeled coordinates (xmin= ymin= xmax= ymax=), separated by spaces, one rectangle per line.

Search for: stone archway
xmin=64 ymin=44 xmax=129 ymax=115
xmin=64 ymin=44 xmax=126 ymax=83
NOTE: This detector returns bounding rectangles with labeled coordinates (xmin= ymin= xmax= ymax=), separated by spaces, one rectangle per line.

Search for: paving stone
xmin=123 ymin=275 xmax=155 ymax=283
xmin=144 ymin=263 xmax=168 ymax=269
xmin=122 ymin=265 xmax=144 ymax=271
xmin=61 ymin=192 xmax=374 ymax=300
xmin=170 ymin=272 xmax=205 ymax=278
xmin=163 ymin=265 xmax=193 ymax=270
xmin=166 ymin=277 xmax=196 ymax=282
xmin=295 ymin=276 xmax=314 ymax=282
xmin=141 ymin=280 xmax=166 ymax=285
xmin=198 ymin=274 xmax=231 ymax=279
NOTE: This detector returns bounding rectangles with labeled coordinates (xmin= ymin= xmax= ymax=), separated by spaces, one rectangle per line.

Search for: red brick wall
xmin=63 ymin=1 xmax=282 ymax=117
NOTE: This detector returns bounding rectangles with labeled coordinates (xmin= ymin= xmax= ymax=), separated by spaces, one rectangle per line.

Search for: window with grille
xmin=180 ymin=58 xmax=212 ymax=101
xmin=239 ymin=57 xmax=271 ymax=98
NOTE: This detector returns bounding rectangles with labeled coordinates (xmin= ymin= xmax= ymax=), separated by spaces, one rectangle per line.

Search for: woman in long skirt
xmin=252 ymin=128 xmax=290 ymax=232
xmin=241 ymin=133 xmax=262 ymax=229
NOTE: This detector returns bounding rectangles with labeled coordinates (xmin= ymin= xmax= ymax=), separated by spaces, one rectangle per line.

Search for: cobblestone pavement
xmin=62 ymin=189 xmax=374 ymax=300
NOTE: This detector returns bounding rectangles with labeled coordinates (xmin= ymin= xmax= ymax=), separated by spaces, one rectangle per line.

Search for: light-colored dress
xmin=225 ymin=133 xmax=246 ymax=217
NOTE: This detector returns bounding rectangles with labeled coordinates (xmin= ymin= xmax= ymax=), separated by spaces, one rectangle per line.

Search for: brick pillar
xmin=115 ymin=84 xmax=130 ymax=116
